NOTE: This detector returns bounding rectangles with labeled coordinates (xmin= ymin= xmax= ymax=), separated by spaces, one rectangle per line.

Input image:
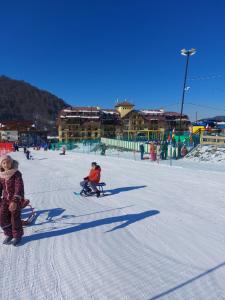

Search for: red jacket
xmin=88 ymin=167 xmax=101 ymax=183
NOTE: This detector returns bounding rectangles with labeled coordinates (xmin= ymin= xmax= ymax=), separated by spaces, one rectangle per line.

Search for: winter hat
xmin=0 ymin=155 xmax=13 ymax=167
xmin=0 ymin=155 xmax=19 ymax=180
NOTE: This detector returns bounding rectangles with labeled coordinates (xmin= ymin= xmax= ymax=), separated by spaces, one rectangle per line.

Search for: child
xmin=0 ymin=155 xmax=24 ymax=246
xmin=60 ymin=146 xmax=66 ymax=155
xmin=80 ymin=162 xmax=101 ymax=197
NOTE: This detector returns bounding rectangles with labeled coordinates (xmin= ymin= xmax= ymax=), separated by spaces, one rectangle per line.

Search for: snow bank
xmin=185 ymin=144 xmax=225 ymax=164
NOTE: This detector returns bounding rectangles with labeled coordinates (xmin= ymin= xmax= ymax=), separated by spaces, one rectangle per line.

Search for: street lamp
xmin=179 ymin=48 xmax=196 ymax=134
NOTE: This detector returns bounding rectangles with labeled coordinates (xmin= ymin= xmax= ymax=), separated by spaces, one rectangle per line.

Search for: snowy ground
xmin=1 ymin=150 xmax=225 ymax=300
xmin=185 ymin=144 xmax=225 ymax=164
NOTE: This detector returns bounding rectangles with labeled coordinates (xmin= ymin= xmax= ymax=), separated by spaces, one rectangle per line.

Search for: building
xmin=115 ymin=101 xmax=134 ymax=118
xmin=139 ymin=110 xmax=190 ymax=131
xmin=115 ymin=102 xmax=190 ymax=139
xmin=57 ymin=102 xmax=191 ymax=142
xmin=100 ymin=109 xmax=122 ymax=138
xmin=0 ymin=120 xmax=47 ymax=145
xmin=58 ymin=107 xmax=101 ymax=142
xmin=58 ymin=107 xmax=121 ymax=142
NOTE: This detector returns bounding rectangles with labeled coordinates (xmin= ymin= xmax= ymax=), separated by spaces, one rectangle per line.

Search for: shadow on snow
xmin=21 ymin=207 xmax=67 ymax=226
xmin=104 ymin=185 xmax=147 ymax=196
xmin=149 ymin=261 xmax=225 ymax=300
xmin=22 ymin=209 xmax=159 ymax=244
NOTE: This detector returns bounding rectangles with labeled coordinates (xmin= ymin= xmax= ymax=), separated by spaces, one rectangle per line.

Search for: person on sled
xmin=0 ymin=155 xmax=24 ymax=246
xmin=80 ymin=162 xmax=101 ymax=197
xmin=60 ymin=145 xmax=66 ymax=155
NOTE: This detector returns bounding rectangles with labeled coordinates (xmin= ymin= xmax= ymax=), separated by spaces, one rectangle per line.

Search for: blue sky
xmin=0 ymin=0 xmax=225 ymax=120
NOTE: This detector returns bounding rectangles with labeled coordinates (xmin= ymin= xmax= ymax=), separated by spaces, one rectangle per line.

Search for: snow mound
xmin=185 ymin=144 xmax=225 ymax=163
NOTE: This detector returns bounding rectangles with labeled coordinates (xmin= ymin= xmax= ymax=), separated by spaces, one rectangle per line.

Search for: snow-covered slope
xmin=0 ymin=150 xmax=225 ymax=300
xmin=185 ymin=144 xmax=225 ymax=163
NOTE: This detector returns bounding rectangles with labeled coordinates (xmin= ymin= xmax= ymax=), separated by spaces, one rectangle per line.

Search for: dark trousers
xmin=0 ymin=200 xmax=23 ymax=238
xmin=80 ymin=180 xmax=97 ymax=192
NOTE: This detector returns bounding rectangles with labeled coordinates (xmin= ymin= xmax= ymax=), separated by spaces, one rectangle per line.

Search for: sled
xmin=20 ymin=199 xmax=36 ymax=226
xmin=96 ymin=182 xmax=106 ymax=195
xmin=80 ymin=182 xmax=106 ymax=197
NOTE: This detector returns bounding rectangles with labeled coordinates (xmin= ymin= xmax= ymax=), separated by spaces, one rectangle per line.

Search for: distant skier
xmin=80 ymin=162 xmax=101 ymax=197
xmin=0 ymin=155 xmax=25 ymax=246
xmin=139 ymin=143 xmax=144 ymax=160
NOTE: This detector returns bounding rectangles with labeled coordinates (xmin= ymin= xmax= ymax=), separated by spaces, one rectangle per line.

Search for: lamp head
xmin=181 ymin=48 xmax=196 ymax=56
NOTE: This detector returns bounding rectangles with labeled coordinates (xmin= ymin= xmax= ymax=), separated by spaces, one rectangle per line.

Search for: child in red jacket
xmin=80 ymin=162 xmax=101 ymax=197
xmin=0 ymin=155 xmax=24 ymax=246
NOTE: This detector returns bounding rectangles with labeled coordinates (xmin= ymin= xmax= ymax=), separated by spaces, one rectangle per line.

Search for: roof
xmin=63 ymin=106 xmax=100 ymax=112
xmin=101 ymin=109 xmax=119 ymax=114
xmin=140 ymin=109 xmax=165 ymax=115
xmin=115 ymin=101 xmax=134 ymax=108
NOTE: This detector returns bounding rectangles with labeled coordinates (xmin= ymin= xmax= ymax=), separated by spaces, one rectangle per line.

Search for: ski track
xmin=0 ymin=150 xmax=225 ymax=300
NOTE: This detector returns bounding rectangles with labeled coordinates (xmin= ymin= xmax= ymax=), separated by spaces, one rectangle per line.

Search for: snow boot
xmin=3 ymin=236 xmax=13 ymax=245
xmin=96 ymin=190 xmax=100 ymax=198
xmin=11 ymin=238 xmax=22 ymax=247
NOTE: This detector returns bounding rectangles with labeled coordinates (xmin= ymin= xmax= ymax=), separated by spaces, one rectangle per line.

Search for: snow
xmin=1 ymin=150 xmax=225 ymax=300
xmin=185 ymin=144 xmax=225 ymax=164
xmin=140 ymin=109 xmax=164 ymax=114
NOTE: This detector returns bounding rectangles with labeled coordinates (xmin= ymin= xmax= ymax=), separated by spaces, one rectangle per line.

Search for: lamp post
xmin=179 ymin=48 xmax=196 ymax=135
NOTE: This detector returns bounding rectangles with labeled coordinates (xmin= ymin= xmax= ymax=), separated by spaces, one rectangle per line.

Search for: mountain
xmin=211 ymin=116 xmax=225 ymax=122
xmin=0 ymin=76 xmax=69 ymax=134
xmin=199 ymin=116 xmax=225 ymax=122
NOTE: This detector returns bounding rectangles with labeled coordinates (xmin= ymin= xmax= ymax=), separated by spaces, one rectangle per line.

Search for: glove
xmin=84 ymin=177 xmax=89 ymax=180
xmin=9 ymin=202 xmax=17 ymax=212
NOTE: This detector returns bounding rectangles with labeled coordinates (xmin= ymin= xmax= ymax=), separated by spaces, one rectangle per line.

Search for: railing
xmin=123 ymin=129 xmax=165 ymax=142
xmin=201 ymin=135 xmax=225 ymax=145
xmin=101 ymin=137 xmax=149 ymax=152
xmin=51 ymin=139 xmax=100 ymax=150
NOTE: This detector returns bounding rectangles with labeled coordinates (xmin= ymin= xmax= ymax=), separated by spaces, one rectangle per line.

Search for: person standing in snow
xmin=0 ymin=155 xmax=24 ymax=246
xmin=150 ymin=142 xmax=156 ymax=161
xmin=80 ymin=162 xmax=101 ymax=197
xmin=181 ymin=145 xmax=188 ymax=157
xmin=161 ymin=141 xmax=168 ymax=160
xmin=139 ymin=143 xmax=145 ymax=160
xmin=156 ymin=142 xmax=161 ymax=163
xmin=25 ymin=149 xmax=30 ymax=160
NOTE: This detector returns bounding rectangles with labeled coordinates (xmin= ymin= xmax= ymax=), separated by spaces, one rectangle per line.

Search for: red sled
xmin=20 ymin=199 xmax=36 ymax=226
